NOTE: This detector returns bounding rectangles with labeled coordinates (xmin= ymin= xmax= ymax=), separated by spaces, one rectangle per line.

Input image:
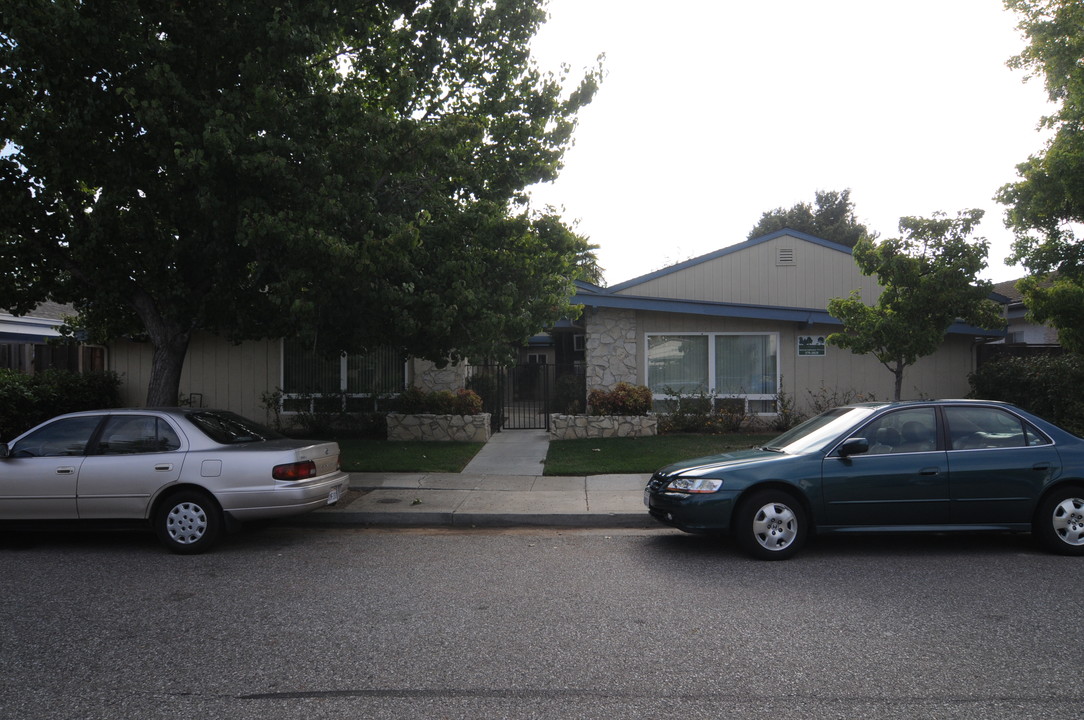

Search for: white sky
xmin=527 ymin=0 xmax=1054 ymax=287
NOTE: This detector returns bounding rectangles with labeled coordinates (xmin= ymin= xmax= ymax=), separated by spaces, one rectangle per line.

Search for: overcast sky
xmin=527 ymin=0 xmax=1053 ymax=286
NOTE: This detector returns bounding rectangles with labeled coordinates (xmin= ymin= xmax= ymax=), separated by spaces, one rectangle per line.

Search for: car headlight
xmin=666 ymin=477 xmax=723 ymax=494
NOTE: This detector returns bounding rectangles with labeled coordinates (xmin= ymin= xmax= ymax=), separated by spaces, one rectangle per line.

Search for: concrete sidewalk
xmin=294 ymin=429 xmax=656 ymax=529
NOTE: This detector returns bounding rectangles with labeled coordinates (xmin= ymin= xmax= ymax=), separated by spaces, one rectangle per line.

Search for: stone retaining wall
xmin=548 ymin=413 xmax=657 ymax=440
xmin=386 ymin=413 xmax=492 ymax=442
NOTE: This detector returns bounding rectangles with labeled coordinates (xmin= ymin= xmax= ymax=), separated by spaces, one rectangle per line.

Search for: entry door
xmin=0 ymin=415 xmax=102 ymax=519
xmin=943 ymin=405 xmax=1061 ymax=524
xmin=77 ymin=414 xmax=186 ymax=519
xmin=821 ymin=407 xmax=950 ymax=527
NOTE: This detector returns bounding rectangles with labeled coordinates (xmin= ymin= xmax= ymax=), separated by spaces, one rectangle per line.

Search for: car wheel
xmin=1034 ymin=486 xmax=1084 ymax=556
xmin=154 ymin=490 xmax=223 ymax=554
xmin=734 ymin=489 xmax=807 ymax=560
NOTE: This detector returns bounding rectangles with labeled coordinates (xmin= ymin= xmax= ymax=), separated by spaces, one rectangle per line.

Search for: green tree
xmin=827 ymin=210 xmax=1003 ymax=400
xmin=0 ymin=0 xmax=600 ymax=405
xmin=747 ymin=189 xmax=874 ymax=248
xmin=998 ymin=0 xmax=1084 ymax=350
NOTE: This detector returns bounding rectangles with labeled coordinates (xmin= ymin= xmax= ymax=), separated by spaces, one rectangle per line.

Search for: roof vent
xmin=777 ymin=248 xmax=796 ymax=266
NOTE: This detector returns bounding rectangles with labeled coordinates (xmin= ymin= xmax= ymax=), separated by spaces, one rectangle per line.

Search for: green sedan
xmin=645 ymin=400 xmax=1084 ymax=560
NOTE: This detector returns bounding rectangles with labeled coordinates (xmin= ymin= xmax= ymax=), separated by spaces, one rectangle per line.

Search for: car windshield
xmin=184 ymin=411 xmax=283 ymax=445
xmin=763 ymin=406 xmax=877 ymax=455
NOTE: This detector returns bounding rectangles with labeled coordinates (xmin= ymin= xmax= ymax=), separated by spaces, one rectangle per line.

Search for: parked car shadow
xmin=642 ymin=528 xmax=1043 ymax=562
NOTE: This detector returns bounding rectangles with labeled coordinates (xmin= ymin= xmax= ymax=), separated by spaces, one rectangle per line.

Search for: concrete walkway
xmin=295 ymin=429 xmax=655 ymax=529
xmin=461 ymin=429 xmax=550 ymax=475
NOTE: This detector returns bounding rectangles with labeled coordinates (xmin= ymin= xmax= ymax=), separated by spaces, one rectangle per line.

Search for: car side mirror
xmin=838 ymin=437 xmax=869 ymax=457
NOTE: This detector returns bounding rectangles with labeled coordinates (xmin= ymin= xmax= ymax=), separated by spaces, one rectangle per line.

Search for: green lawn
xmin=337 ymin=439 xmax=485 ymax=473
xmin=336 ymin=433 xmax=777 ymax=475
xmin=542 ymin=434 xmax=777 ymax=475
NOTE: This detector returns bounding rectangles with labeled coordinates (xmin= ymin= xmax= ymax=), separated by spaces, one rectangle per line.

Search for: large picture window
xmin=281 ymin=341 xmax=405 ymax=411
xmin=647 ymin=333 xmax=779 ymax=413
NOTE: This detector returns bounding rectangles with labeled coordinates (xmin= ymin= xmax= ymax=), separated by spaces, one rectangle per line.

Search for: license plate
xmin=327 ymin=488 xmax=340 ymax=505
xmin=643 ymin=489 xmax=650 ymax=508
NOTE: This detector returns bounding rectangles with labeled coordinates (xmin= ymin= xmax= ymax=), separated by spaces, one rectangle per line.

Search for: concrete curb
xmin=286 ymin=472 xmax=656 ymax=530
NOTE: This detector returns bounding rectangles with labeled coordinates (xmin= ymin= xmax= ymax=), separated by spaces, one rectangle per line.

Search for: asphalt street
xmin=1 ymin=524 xmax=1080 ymax=719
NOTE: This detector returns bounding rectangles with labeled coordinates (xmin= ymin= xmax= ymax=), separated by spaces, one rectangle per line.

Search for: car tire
xmin=154 ymin=489 xmax=223 ymax=554
xmin=1034 ymin=485 xmax=1084 ymax=556
xmin=734 ymin=489 xmax=807 ymax=560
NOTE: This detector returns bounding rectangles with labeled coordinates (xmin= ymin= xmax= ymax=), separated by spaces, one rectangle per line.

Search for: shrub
xmin=0 ymin=369 xmax=122 ymax=440
xmin=466 ymin=370 xmax=504 ymax=431
xmin=392 ymin=387 xmax=483 ymax=415
xmin=656 ymin=387 xmax=749 ymax=434
xmin=587 ymin=382 xmax=652 ymax=416
xmin=553 ymin=372 xmax=586 ymax=414
xmin=805 ymin=386 xmax=877 ymax=415
xmin=968 ymin=354 xmax=1084 ymax=436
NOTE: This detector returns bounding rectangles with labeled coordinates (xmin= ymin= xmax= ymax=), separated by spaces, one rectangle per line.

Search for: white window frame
xmin=645 ymin=332 xmax=780 ymax=415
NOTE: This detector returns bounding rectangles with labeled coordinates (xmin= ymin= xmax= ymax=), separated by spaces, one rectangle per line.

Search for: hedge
xmin=968 ymin=354 xmax=1084 ymax=436
xmin=0 ymin=369 xmax=122 ymax=440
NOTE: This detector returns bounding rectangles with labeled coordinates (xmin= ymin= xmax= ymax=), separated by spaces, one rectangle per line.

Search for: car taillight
xmin=273 ymin=460 xmax=318 ymax=481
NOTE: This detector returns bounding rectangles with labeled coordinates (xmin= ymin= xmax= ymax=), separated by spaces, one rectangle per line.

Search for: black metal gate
xmin=469 ymin=364 xmax=585 ymax=431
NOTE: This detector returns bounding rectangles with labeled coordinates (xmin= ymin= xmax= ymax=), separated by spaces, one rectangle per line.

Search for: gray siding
xmin=110 ymin=335 xmax=280 ymax=423
xmin=616 ymin=235 xmax=882 ymax=309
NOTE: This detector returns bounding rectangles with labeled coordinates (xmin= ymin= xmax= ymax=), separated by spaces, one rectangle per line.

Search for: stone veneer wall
xmin=386 ymin=413 xmax=492 ymax=442
xmin=411 ymin=358 xmax=469 ymax=393
xmin=548 ymin=413 xmax=657 ymax=440
xmin=584 ymin=307 xmax=639 ymax=393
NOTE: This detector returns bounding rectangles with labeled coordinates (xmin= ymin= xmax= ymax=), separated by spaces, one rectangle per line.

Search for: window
xmin=857 ymin=408 xmax=938 ymax=455
xmin=647 ymin=333 xmax=778 ymax=413
xmin=944 ymin=406 xmax=1051 ymax=449
xmin=185 ymin=410 xmax=282 ymax=445
xmin=281 ymin=340 xmax=405 ymax=412
xmin=97 ymin=415 xmax=181 ymax=454
xmin=9 ymin=416 xmax=102 ymax=458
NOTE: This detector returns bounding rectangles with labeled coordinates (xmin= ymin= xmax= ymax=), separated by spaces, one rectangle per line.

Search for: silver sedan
xmin=0 ymin=408 xmax=350 ymax=553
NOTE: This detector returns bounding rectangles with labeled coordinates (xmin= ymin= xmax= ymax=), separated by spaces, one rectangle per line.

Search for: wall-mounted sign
xmin=798 ymin=335 xmax=826 ymax=357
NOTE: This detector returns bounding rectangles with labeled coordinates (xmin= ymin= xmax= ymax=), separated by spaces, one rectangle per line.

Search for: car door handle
xmin=919 ymin=467 xmax=941 ymax=476
xmin=1033 ymin=463 xmax=1053 ymax=471
xmin=155 ymin=464 xmax=174 ymax=471
xmin=56 ymin=467 xmax=76 ymax=475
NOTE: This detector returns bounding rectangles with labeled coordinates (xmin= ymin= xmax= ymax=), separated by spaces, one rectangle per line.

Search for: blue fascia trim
xmin=572 ymin=292 xmax=1006 ymax=338
xmin=573 ymin=292 xmax=836 ymax=325
xmin=573 ymin=279 xmax=605 ymax=294
xmin=605 ymin=228 xmax=853 ymax=293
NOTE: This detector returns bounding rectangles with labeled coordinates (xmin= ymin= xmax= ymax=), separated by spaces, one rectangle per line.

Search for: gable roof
xmin=573 ymin=229 xmax=1004 ymax=338
xmin=607 ymin=228 xmax=854 ymax=293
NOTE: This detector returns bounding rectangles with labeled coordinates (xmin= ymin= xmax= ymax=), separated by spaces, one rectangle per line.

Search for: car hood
xmin=655 ymin=448 xmax=785 ymax=478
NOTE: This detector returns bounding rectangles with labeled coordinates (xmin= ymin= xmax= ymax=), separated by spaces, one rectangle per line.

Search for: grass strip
xmin=337 ymin=438 xmax=484 ymax=473
xmin=543 ymin=433 xmax=777 ymax=475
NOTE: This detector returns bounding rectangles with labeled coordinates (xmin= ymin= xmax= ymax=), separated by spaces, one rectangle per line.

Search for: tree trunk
xmin=131 ymin=290 xmax=191 ymax=406
xmin=892 ymin=363 xmax=904 ymax=401
xmin=145 ymin=334 xmax=191 ymax=406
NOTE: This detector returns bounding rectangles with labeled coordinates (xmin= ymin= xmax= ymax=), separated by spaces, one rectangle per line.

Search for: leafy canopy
xmin=827 ymin=210 xmax=1003 ymax=400
xmin=0 ymin=0 xmax=600 ymax=404
xmin=998 ymin=0 xmax=1084 ymax=350
xmin=747 ymin=189 xmax=875 ymax=248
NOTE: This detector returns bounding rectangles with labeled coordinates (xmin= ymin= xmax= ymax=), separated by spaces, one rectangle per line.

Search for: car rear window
xmin=184 ymin=411 xmax=283 ymax=445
